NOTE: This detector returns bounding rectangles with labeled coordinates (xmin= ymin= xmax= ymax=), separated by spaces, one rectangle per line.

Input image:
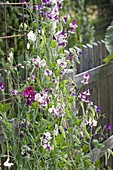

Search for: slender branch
xmin=0 ymin=34 xmax=26 ymax=39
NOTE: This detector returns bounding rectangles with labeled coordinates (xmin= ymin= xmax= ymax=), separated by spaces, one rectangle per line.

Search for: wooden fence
xmin=63 ymin=40 xmax=113 ymax=168
xmin=1 ymin=40 xmax=113 ymax=169
xmin=75 ymin=40 xmax=113 ymax=168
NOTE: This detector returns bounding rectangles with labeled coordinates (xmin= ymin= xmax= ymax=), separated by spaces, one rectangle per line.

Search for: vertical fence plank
xmin=93 ymin=42 xmax=98 ymax=67
xmin=97 ymin=41 xmax=102 ymax=65
xmin=101 ymin=40 xmax=108 ymax=61
xmin=87 ymin=44 xmax=93 ymax=69
xmin=81 ymin=45 xmax=88 ymax=72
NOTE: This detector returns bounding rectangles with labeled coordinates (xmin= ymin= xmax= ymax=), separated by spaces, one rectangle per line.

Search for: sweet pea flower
xmin=40 ymin=132 xmax=52 ymax=151
xmin=32 ymin=56 xmax=46 ymax=68
xmin=44 ymin=69 xmax=52 ymax=76
xmin=53 ymin=30 xmax=67 ymax=47
xmin=23 ymin=86 xmax=35 ymax=106
xmin=35 ymin=89 xmax=50 ymax=106
xmin=89 ymin=119 xmax=97 ymax=127
xmin=44 ymin=132 xmax=52 ymax=140
xmin=49 ymin=104 xmax=65 ymax=118
xmin=104 ymin=124 xmax=111 ymax=130
xmin=57 ymin=58 xmax=67 ymax=68
xmin=81 ymin=72 xmax=90 ymax=84
xmin=0 ymin=82 xmax=5 ymax=91
xmin=68 ymin=20 xmax=78 ymax=34
xmin=78 ymin=89 xmax=90 ymax=103
xmin=27 ymin=31 xmax=36 ymax=42
xmin=4 ymin=158 xmax=14 ymax=168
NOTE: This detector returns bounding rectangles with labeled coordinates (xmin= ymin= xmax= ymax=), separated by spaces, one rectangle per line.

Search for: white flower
xmin=27 ymin=31 xmax=36 ymax=42
xmin=57 ymin=58 xmax=67 ymax=68
xmin=32 ymin=56 xmax=46 ymax=67
xmin=44 ymin=69 xmax=52 ymax=76
xmin=4 ymin=158 xmax=14 ymax=168
xmin=44 ymin=132 xmax=52 ymax=140
xmin=27 ymin=43 xmax=30 ymax=49
xmin=89 ymin=119 xmax=97 ymax=127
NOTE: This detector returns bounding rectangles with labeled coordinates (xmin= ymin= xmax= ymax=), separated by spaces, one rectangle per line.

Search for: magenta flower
xmin=22 ymin=86 xmax=35 ymax=106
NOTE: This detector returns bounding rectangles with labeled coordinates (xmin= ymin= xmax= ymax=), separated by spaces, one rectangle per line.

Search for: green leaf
xmin=82 ymin=144 xmax=89 ymax=152
xmin=97 ymin=143 xmax=105 ymax=149
xmin=32 ymin=102 xmax=38 ymax=110
xmin=103 ymin=54 xmax=113 ymax=63
xmin=3 ymin=103 xmax=10 ymax=113
xmin=51 ymin=40 xmax=56 ymax=48
xmin=65 ymin=108 xmax=71 ymax=118
xmin=92 ymin=139 xmax=99 ymax=146
xmin=0 ymin=103 xmax=3 ymax=112
xmin=60 ymin=157 xmax=72 ymax=167
xmin=94 ymin=160 xmax=100 ymax=168
xmin=105 ymin=20 xmax=113 ymax=54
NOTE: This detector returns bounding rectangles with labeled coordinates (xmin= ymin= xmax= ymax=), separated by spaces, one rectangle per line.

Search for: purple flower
xmin=40 ymin=11 xmax=45 ymax=17
xmin=63 ymin=16 xmax=67 ymax=23
xmin=20 ymin=131 xmax=25 ymax=138
xmin=11 ymin=89 xmax=18 ymax=95
xmin=22 ymin=86 xmax=35 ymax=106
xmin=104 ymin=124 xmax=111 ymax=130
xmin=34 ymin=5 xmax=38 ymax=10
xmin=94 ymin=105 xmax=101 ymax=113
xmin=0 ymin=82 xmax=5 ymax=91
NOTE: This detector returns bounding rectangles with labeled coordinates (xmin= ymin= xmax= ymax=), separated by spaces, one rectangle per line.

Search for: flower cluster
xmin=36 ymin=0 xmax=63 ymax=21
xmin=40 ymin=132 xmax=52 ymax=151
xmin=32 ymin=56 xmax=46 ymax=68
xmin=53 ymin=30 xmax=67 ymax=47
xmin=78 ymin=89 xmax=90 ymax=103
xmin=35 ymin=89 xmax=50 ymax=106
xmin=48 ymin=103 xmax=65 ymax=118
xmin=68 ymin=20 xmax=78 ymax=34
xmin=22 ymin=86 xmax=35 ymax=106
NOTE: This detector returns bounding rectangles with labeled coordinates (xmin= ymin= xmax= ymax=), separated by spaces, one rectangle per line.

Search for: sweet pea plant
xmin=0 ymin=0 xmax=111 ymax=169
